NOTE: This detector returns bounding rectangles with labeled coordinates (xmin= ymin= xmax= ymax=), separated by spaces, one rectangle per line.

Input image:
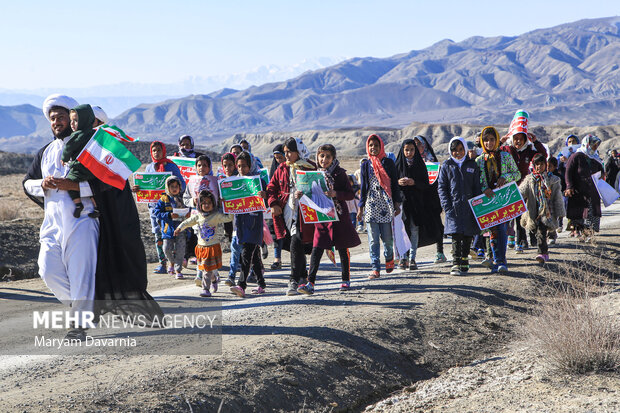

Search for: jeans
xmin=274 ymin=238 xmax=284 ymax=260
xmin=349 ymin=213 xmax=357 ymax=226
xmin=407 ymin=218 xmax=419 ymax=262
xmin=367 ymin=222 xmax=394 ymax=271
xmin=489 ymin=222 xmax=508 ymax=265
xmin=228 ymin=235 xmax=241 ymax=277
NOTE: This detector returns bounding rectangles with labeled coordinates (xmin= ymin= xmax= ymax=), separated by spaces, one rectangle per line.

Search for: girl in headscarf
xmin=131 ymin=141 xmax=185 ymax=274
xmin=564 ymin=135 xmax=604 ymax=239
xmin=412 ymin=135 xmax=448 ymax=264
xmin=438 ymin=137 xmax=482 ymax=275
xmin=266 ymin=137 xmax=316 ymax=295
xmin=518 ymin=154 xmax=565 ymax=263
xmin=173 ymin=135 xmax=204 ymax=158
xmin=357 ymin=134 xmax=402 ymax=279
xmin=268 ymin=144 xmax=285 ymax=270
xmin=475 ymin=127 xmax=521 ymax=274
xmin=298 ymin=144 xmax=361 ymax=294
xmin=395 ymin=138 xmax=429 ymax=270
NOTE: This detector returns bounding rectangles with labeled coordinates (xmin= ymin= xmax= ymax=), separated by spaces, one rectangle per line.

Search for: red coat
xmin=266 ymin=161 xmax=317 ymax=243
xmin=312 ymin=166 xmax=361 ymax=250
xmin=500 ymin=140 xmax=547 ymax=184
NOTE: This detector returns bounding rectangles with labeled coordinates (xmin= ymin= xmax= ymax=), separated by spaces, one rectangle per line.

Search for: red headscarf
xmin=150 ymin=141 xmax=175 ymax=172
xmin=366 ymin=134 xmax=392 ymax=199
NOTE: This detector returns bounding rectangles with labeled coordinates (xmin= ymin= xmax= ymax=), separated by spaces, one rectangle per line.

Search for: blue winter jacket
xmin=438 ymin=158 xmax=482 ymax=236
xmin=153 ymin=193 xmax=188 ymax=239
xmin=146 ymin=161 xmax=186 ymax=232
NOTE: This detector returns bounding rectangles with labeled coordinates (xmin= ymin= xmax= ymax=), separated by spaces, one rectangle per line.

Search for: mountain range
xmin=1 ymin=17 xmax=619 ymax=154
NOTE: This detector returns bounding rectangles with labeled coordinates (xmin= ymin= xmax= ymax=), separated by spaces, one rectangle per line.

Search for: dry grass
xmin=0 ymin=174 xmax=45 ymax=221
xmin=523 ymin=253 xmax=620 ymax=374
xmin=0 ymin=199 xmax=20 ymax=221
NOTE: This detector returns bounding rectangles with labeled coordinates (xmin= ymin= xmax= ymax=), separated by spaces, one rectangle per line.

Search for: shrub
xmin=523 ymin=254 xmax=620 ymax=373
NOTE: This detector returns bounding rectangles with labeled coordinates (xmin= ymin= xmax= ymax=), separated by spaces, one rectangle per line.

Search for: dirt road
xmin=1 ymin=202 xmax=619 ymax=412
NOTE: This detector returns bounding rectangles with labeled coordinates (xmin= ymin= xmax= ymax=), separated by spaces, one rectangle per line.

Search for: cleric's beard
xmin=54 ymin=125 xmax=72 ymax=140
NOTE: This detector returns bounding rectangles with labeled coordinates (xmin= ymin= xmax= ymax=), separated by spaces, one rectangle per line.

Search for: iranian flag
xmin=100 ymin=124 xmax=138 ymax=142
xmin=77 ymin=127 xmax=141 ymax=190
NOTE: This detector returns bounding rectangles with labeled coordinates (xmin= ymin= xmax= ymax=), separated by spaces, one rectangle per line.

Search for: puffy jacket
xmin=438 ymin=158 xmax=482 ymax=236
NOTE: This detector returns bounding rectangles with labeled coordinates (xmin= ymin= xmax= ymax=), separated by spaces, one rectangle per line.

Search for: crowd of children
xmin=129 ymin=109 xmax=614 ymax=299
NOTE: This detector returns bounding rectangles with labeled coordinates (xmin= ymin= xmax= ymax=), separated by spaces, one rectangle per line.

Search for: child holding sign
xmin=132 ymin=141 xmax=185 ymax=274
xmin=298 ymin=144 xmax=361 ymax=294
xmin=174 ymin=190 xmax=232 ymax=297
xmin=519 ymin=154 xmax=565 ymax=263
xmin=153 ymin=176 xmax=191 ymax=279
xmin=438 ymin=137 xmax=482 ymax=276
xmin=267 ymin=137 xmax=317 ymax=296
xmin=230 ymin=152 xmax=268 ymax=298
xmin=475 ymin=127 xmax=521 ymax=274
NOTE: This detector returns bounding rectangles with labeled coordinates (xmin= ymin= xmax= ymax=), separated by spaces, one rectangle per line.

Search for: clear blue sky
xmin=2 ymin=0 xmax=617 ymax=90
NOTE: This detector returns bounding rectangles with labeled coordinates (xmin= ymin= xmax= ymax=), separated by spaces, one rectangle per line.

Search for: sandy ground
xmin=0 ymin=169 xmax=619 ymax=412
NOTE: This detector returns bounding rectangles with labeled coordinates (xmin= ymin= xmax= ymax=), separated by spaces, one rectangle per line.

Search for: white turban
xmin=42 ymin=94 xmax=79 ymax=122
xmin=92 ymin=105 xmax=109 ymax=124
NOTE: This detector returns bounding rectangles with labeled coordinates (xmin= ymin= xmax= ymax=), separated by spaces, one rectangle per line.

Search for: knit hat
xmin=508 ymin=109 xmax=529 ymax=138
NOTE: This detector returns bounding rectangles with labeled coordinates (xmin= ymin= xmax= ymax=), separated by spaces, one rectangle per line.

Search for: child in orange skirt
xmin=174 ymin=190 xmax=232 ymax=297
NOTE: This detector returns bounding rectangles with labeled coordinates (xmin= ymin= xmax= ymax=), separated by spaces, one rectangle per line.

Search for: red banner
xmin=135 ymin=189 xmax=164 ymax=203
xmin=476 ymin=201 xmax=526 ymax=230
xmin=222 ymin=196 xmax=266 ymax=214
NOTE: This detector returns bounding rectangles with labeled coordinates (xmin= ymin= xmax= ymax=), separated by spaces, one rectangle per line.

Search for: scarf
xmin=178 ymin=135 xmax=197 ymax=158
xmin=395 ymin=138 xmax=426 ymax=181
xmin=413 ymin=135 xmax=434 ymax=162
xmin=576 ymin=134 xmax=603 ymax=165
xmin=164 ymin=176 xmax=184 ymax=206
xmin=366 ymin=134 xmax=392 ymax=199
xmin=531 ymin=169 xmax=551 ymax=221
xmin=481 ymin=126 xmax=501 ymax=186
xmin=448 ymin=136 xmax=468 ymax=167
xmin=317 ymin=156 xmax=342 ymax=214
xmin=151 ymin=141 xmax=175 ymax=172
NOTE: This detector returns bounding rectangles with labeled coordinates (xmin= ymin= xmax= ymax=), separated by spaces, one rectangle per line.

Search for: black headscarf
xmin=270 ymin=143 xmax=284 ymax=178
xmin=396 ymin=138 xmax=428 ymax=181
xmin=395 ymin=139 xmax=429 ymax=228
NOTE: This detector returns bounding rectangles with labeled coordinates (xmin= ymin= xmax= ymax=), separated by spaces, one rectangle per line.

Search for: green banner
xmin=468 ymin=181 xmax=527 ymax=230
xmin=218 ymin=175 xmax=266 ymax=214
xmin=296 ymin=171 xmax=328 ymax=196
xmin=133 ymin=172 xmax=171 ymax=203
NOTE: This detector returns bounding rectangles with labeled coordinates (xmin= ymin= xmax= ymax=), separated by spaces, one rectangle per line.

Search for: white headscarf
xmin=42 ymin=94 xmax=79 ymax=122
xmin=92 ymin=106 xmax=109 ymax=124
xmin=294 ymin=138 xmax=310 ymax=160
xmin=576 ymin=134 xmax=603 ymax=165
xmin=449 ymin=136 xmax=468 ymax=167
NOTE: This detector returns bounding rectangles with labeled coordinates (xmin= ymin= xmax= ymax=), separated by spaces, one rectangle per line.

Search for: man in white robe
xmin=23 ymin=94 xmax=99 ymax=340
